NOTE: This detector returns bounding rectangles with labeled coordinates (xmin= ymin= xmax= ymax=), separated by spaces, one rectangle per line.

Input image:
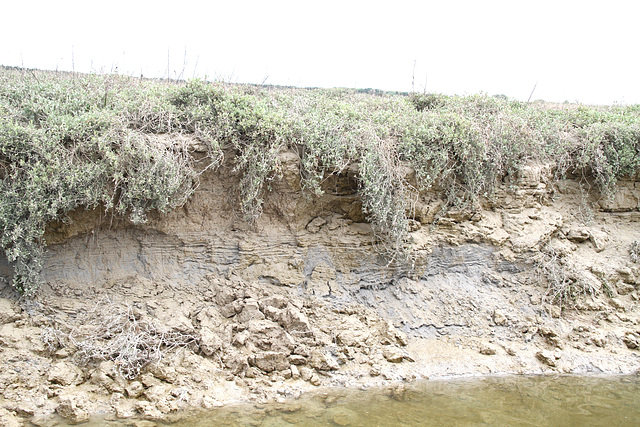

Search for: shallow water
xmin=61 ymin=375 xmax=640 ymax=426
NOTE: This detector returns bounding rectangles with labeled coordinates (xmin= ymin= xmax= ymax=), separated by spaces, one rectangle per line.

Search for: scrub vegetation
xmin=1 ymin=66 xmax=639 ymax=295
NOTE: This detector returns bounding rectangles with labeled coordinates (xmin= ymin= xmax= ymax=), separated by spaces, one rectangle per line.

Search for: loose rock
xmin=48 ymin=361 xmax=83 ymax=386
xmin=493 ymin=309 xmax=508 ymax=326
xmin=536 ymin=350 xmax=560 ymax=367
xmin=56 ymin=394 xmax=90 ymax=424
xmin=125 ymin=381 xmax=145 ymax=399
xmin=382 ymin=346 xmax=405 ymax=363
xmin=479 ymin=345 xmax=497 ymax=356
xmin=199 ymin=326 xmax=224 ymax=356
xmin=0 ymin=299 xmax=20 ymax=324
xmin=249 ymin=351 xmax=290 ymax=373
xmin=309 ymin=350 xmax=340 ymax=371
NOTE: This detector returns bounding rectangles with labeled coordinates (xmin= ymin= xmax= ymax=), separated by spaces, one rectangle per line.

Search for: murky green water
xmin=61 ymin=375 xmax=640 ymax=426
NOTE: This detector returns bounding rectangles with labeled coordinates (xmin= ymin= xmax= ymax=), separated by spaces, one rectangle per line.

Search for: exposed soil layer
xmin=1 ymin=151 xmax=639 ymax=425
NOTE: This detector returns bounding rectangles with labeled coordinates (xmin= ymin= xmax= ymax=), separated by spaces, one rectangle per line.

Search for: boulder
xmin=48 ymin=361 xmax=84 ymax=386
xmin=164 ymin=312 xmax=195 ymax=334
xmin=281 ymin=306 xmax=310 ymax=332
xmin=290 ymin=365 xmax=300 ymax=380
xmin=382 ymin=346 xmax=405 ymax=363
xmin=137 ymin=401 xmax=164 ymax=421
xmin=306 ymin=217 xmax=327 ymax=233
xmin=146 ymin=363 xmax=178 ymax=383
xmin=288 ymin=354 xmax=307 ymax=365
xmin=260 ymin=295 xmax=289 ymax=310
xmin=90 ymin=369 xmax=124 ymax=394
xmin=56 ymin=393 xmax=91 ymax=424
xmin=492 ymin=309 xmax=508 ymax=326
xmin=0 ymin=299 xmax=19 ymax=324
xmin=248 ymin=351 xmax=289 ymax=373
xmin=309 ymin=350 xmax=340 ymax=371
xmin=125 ymin=381 xmax=144 ymax=398
xmin=589 ymin=229 xmax=608 ymax=252
xmin=479 ymin=345 xmax=497 ymax=356
xmin=336 ymin=329 xmax=370 ymax=347
xmin=536 ymin=350 xmax=559 ymax=367
xmin=567 ymin=227 xmax=590 ymax=243
xmin=236 ymin=299 xmax=265 ymax=323
xmin=114 ymin=399 xmax=137 ymax=419
xmin=623 ymin=332 xmax=639 ymax=349
xmin=196 ymin=306 xmax=224 ymax=330
xmin=143 ymin=384 xmax=170 ymax=403
xmin=199 ymin=326 xmax=223 ymax=356
xmin=299 ymin=367 xmax=314 ymax=381
xmin=223 ymin=354 xmax=249 ymax=375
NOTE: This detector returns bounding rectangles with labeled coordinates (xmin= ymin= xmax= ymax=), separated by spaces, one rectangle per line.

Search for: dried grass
xmin=535 ymin=248 xmax=597 ymax=307
xmin=44 ymin=300 xmax=196 ymax=379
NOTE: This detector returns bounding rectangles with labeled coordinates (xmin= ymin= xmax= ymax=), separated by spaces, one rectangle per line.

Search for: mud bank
xmin=1 ymin=150 xmax=639 ymax=425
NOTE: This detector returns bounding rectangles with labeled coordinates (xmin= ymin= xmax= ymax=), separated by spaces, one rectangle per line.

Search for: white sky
xmin=1 ymin=0 xmax=638 ymax=104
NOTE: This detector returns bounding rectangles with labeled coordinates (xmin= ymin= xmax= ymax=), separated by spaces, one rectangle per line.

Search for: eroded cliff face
xmin=0 ymin=148 xmax=639 ymax=425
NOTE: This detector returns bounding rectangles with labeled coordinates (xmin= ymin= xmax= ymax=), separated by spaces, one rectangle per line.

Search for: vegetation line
xmin=1 ymin=66 xmax=639 ymax=295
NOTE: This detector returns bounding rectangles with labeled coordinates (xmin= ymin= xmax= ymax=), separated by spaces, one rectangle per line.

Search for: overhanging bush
xmin=1 ymin=67 xmax=639 ymax=294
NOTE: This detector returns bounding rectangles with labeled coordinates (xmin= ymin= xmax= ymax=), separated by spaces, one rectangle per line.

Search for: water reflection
xmin=64 ymin=375 xmax=640 ymax=426
xmin=176 ymin=376 xmax=640 ymax=427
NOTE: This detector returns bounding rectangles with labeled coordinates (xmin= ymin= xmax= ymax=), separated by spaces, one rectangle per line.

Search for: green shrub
xmin=1 ymin=66 xmax=639 ymax=294
xmin=0 ymin=70 xmax=202 ymax=295
xmin=409 ymin=93 xmax=446 ymax=111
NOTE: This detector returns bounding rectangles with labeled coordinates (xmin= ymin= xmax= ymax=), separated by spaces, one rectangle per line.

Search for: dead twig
xmin=49 ymin=300 xmax=196 ymax=379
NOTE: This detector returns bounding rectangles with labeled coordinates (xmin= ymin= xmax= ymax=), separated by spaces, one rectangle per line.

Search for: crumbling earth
xmin=0 ymin=153 xmax=639 ymax=425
